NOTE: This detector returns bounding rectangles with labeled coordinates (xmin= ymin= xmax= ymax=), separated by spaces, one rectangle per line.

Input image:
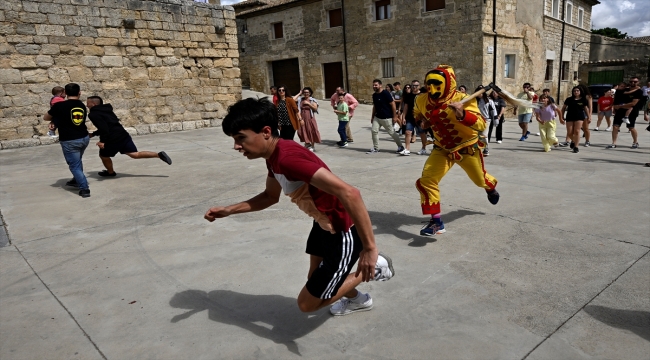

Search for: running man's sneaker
xmin=78 ymin=189 xmax=90 ymax=198
xmin=594 ymin=127 xmax=599 ymax=131
xmin=558 ymin=142 xmax=569 ymax=147
xmin=338 ymin=142 xmax=348 ymax=148
xmin=623 ymin=117 xmax=630 ymax=124
xmin=374 ymin=252 xmax=395 ymax=281
xmin=420 ymin=218 xmax=446 ymax=236
xmin=487 ymin=189 xmax=500 ymax=205
xmin=347 ymin=139 xmax=354 ymax=143
xmin=573 ymin=147 xmax=580 ymax=153
xmin=585 ymin=141 xmax=590 ymax=147
xmin=366 ymin=148 xmax=380 ymax=154
xmin=605 ymin=127 xmax=612 ymax=131
xmin=329 ymin=294 xmax=373 ymax=316
xmin=158 ymin=151 xmax=172 ymax=165
xmin=399 ymin=149 xmax=410 ymax=156
xmin=519 ymin=136 xmax=526 ymax=141
xmin=395 ymin=146 xmax=405 ymax=153
xmin=534 ymin=132 xmax=540 ymax=136
xmin=66 ymin=178 xmax=78 ymax=187
xmin=496 ymin=140 xmax=502 ymax=144
xmin=416 ymin=148 xmax=428 ymax=155
xmin=605 ymin=144 xmax=617 ymax=149
xmin=631 ymin=143 xmax=639 ymax=149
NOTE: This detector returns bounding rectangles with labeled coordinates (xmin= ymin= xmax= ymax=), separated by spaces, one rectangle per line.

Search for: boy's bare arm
xmin=205 ymin=176 xmax=282 ymax=221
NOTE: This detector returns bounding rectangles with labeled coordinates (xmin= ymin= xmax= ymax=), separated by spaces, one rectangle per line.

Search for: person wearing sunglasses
xmin=275 ymin=86 xmax=302 ymax=140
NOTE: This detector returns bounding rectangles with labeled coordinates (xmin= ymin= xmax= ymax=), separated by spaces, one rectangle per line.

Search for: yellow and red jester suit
xmin=413 ymin=65 xmax=498 ymax=216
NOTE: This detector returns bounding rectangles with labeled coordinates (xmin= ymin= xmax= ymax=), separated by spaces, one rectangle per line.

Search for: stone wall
xmin=589 ymin=34 xmax=650 ymax=62
xmin=0 ymin=0 xmax=240 ymax=149
xmin=579 ymin=59 xmax=649 ymax=86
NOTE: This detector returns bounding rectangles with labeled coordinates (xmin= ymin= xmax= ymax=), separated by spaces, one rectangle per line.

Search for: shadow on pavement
xmin=581 ymin=158 xmax=649 ymax=166
xmin=169 ymin=289 xmax=329 ymax=355
xmin=583 ymin=305 xmax=650 ymax=342
xmin=50 ymin=178 xmax=80 ymax=192
xmin=87 ymin=172 xmax=169 ymax=180
xmin=368 ymin=209 xmax=484 ymax=247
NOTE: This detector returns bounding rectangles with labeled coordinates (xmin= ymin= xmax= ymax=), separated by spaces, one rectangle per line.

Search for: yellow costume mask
xmin=425 ymin=71 xmax=446 ymax=100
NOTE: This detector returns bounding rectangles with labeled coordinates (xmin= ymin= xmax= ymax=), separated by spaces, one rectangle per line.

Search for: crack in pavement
xmin=521 ymin=249 xmax=650 ymax=360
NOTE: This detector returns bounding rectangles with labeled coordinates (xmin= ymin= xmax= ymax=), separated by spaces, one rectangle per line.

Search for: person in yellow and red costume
xmin=413 ymin=65 xmax=500 ymax=236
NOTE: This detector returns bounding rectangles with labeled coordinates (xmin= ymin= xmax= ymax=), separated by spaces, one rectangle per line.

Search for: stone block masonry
xmin=0 ymin=0 xmax=240 ymax=149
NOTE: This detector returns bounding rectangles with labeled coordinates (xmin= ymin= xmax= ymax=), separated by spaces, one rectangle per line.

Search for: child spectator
xmin=47 ymin=86 xmax=65 ymax=137
xmin=533 ymin=94 xmax=564 ymax=152
xmin=333 ymin=94 xmax=349 ymax=148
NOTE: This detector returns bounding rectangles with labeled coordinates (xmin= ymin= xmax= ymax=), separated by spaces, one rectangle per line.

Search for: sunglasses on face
xmin=278 ymin=89 xmax=285 ymax=92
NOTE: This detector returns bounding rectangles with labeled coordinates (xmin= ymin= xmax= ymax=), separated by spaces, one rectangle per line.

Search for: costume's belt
xmin=433 ymin=138 xmax=485 ymax=161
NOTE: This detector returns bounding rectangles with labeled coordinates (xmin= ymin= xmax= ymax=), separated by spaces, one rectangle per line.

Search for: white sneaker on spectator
xmin=399 ymin=149 xmax=410 ymax=156
xmin=416 ymin=148 xmax=428 ymax=155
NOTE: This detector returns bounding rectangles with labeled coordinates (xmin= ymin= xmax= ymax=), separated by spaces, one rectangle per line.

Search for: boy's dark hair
xmin=222 ymin=98 xmax=278 ymax=137
xmin=393 ymin=82 xmax=401 ymax=86
xmin=372 ymin=79 xmax=382 ymax=85
xmin=542 ymin=88 xmax=550 ymax=93
xmin=523 ymin=82 xmax=531 ymax=87
xmin=64 ymin=83 xmax=81 ymax=97
xmin=52 ymin=86 xmax=64 ymax=96
xmin=270 ymin=86 xmax=277 ymax=90
xmin=87 ymin=96 xmax=103 ymax=105
xmin=458 ymin=85 xmax=467 ymax=91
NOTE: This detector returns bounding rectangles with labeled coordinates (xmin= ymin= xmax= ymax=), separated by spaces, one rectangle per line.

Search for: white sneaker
xmin=594 ymin=127 xmax=599 ymax=131
xmin=399 ymin=149 xmax=410 ymax=156
xmin=623 ymin=117 xmax=630 ymax=124
xmin=374 ymin=252 xmax=395 ymax=281
xmin=535 ymin=132 xmax=540 ymax=136
xmin=496 ymin=140 xmax=502 ymax=144
xmin=416 ymin=148 xmax=428 ymax=155
xmin=605 ymin=127 xmax=612 ymax=131
xmin=329 ymin=294 xmax=373 ymax=316
xmin=366 ymin=148 xmax=379 ymax=154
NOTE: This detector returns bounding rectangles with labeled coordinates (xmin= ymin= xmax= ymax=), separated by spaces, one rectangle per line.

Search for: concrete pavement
xmin=1 ymin=90 xmax=649 ymax=359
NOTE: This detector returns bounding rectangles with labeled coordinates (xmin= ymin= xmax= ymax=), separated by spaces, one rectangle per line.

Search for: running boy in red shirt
xmin=204 ymin=98 xmax=395 ymax=316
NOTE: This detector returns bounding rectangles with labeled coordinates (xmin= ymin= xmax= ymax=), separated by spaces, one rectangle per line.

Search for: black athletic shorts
xmin=99 ymin=138 xmax=138 ymax=157
xmin=305 ymin=222 xmax=362 ymax=300
xmin=613 ymin=108 xmax=639 ymax=129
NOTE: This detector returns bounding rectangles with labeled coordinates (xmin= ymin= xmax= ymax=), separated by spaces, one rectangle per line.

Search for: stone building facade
xmin=0 ymin=0 xmax=240 ymax=149
xmin=578 ymin=34 xmax=650 ymax=85
xmin=236 ymin=0 xmax=597 ymax=104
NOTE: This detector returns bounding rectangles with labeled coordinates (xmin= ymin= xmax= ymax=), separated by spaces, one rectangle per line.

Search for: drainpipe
xmin=341 ymin=0 xmax=350 ymax=92
xmin=557 ymin=0 xmax=566 ymax=103
xmin=492 ymin=0 xmax=497 ymax=83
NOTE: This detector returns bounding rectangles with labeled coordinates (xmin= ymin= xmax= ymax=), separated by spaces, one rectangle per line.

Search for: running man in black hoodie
xmin=87 ymin=96 xmax=172 ymax=176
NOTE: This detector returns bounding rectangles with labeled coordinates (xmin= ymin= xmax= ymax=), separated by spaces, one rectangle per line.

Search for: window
xmin=561 ymin=61 xmax=570 ymax=80
xmin=425 ymin=0 xmax=445 ymax=12
xmin=504 ymin=54 xmax=515 ymax=78
xmin=273 ymin=22 xmax=283 ymax=39
xmin=565 ymin=1 xmax=573 ymax=24
xmin=578 ymin=7 xmax=584 ymax=28
xmin=551 ymin=0 xmax=559 ymax=18
xmin=381 ymin=57 xmax=394 ymax=78
xmin=545 ymin=60 xmax=553 ymax=81
xmin=329 ymin=8 xmax=342 ymax=28
xmin=375 ymin=0 xmax=390 ymax=21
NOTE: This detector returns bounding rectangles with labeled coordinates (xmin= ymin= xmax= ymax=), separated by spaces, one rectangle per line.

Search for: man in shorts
xmin=607 ymin=77 xmax=643 ymax=149
xmin=204 ymin=98 xmax=395 ymax=316
xmin=514 ymin=82 xmax=534 ymax=141
xmin=86 ymin=96 xmax=172 ymax=176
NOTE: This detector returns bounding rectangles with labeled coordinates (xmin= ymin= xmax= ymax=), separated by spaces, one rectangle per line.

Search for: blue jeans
xmin=338 ymin=121 xmax=348 ymax=143
xmin=60 ymin=136 xmax=89 ymax=190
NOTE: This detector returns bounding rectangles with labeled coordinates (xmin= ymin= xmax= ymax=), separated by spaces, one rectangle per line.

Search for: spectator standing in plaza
xmin=294 ymin=87 xmax=321 ymax=152
xmin=577 ymin=84 xmax=593 ymax=146
xmin=542 ymin=88 xmax=555 ymax=104
xmin=490 ymin=91 xmax=506 ymax=144
xmin=398 ymin=84 xmax=412 ymax=135
xmin=330 ymin=87 xmax=359 ymax=143
xmin=86 ymin=96 xmax=172 ymax=176
xmin=475 ymin=85 xmax=497 ymax=156
xmin=514 ymin=82 xmax=534 ymax=141
xmin=276 ymin=86 xmax=301 ymax=140
xmin=367 ymin=79 xmax=404 ymax=154
xmin=533 ymin=94 xmax=564 ymax=152
xmin=400 ymin=81 xmax=428 ymax=155
xmin=607 ymin=77 xmax=643 ymax=149
xmin=270 ymin=86 xmax=278 ymax=105
xmin=393 ymin=82 xmax=403 ymax=115
xmin=560 ymin=86 xmax=589 ymax=153
xmin=333 ymin=94 xmax=349 ymax=148
xmin=595 ymin=89 xmax=613 ymax=131
xmin=43 ymin=83 xmax=91 ymax=198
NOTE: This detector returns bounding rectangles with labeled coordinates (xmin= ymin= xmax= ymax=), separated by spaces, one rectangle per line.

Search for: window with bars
xmin=381 ymin=57 xmax=394 ymax=78
xmin=425 ymin=0 xmax=445 ymax=12
xmin=375 ymin=0 xmax=391 ymax=21
xmin=273 ymin=22 xmax=283 ymax=39
xmin=329 ymin=8 xmax=342 ymax=28
xmin=545 ymin=60 xmax=553 ymax=81
xmin=561 ymin=61 xmax=570 ymax=81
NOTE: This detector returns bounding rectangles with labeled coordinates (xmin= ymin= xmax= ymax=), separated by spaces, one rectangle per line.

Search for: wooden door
xmin=272 ymin=58 xmax=301 ymax=96
xmin=323 ymin=62 xmax=344 ymax=98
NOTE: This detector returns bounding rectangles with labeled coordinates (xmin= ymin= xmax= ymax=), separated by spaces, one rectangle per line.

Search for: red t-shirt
xmin=266 ymin=140 xmax=353 ymax=233
xmin=598 ymin=97 xmax=613 ymax=111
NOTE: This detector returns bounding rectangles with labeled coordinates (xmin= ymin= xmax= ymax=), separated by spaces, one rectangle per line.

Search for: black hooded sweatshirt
xmin=89 ymin=104 xmax=131 ymax=144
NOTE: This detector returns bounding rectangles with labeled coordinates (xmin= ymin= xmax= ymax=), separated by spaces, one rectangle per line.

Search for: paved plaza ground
xmin=1 ymin=90 xmax=649 ymax=359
